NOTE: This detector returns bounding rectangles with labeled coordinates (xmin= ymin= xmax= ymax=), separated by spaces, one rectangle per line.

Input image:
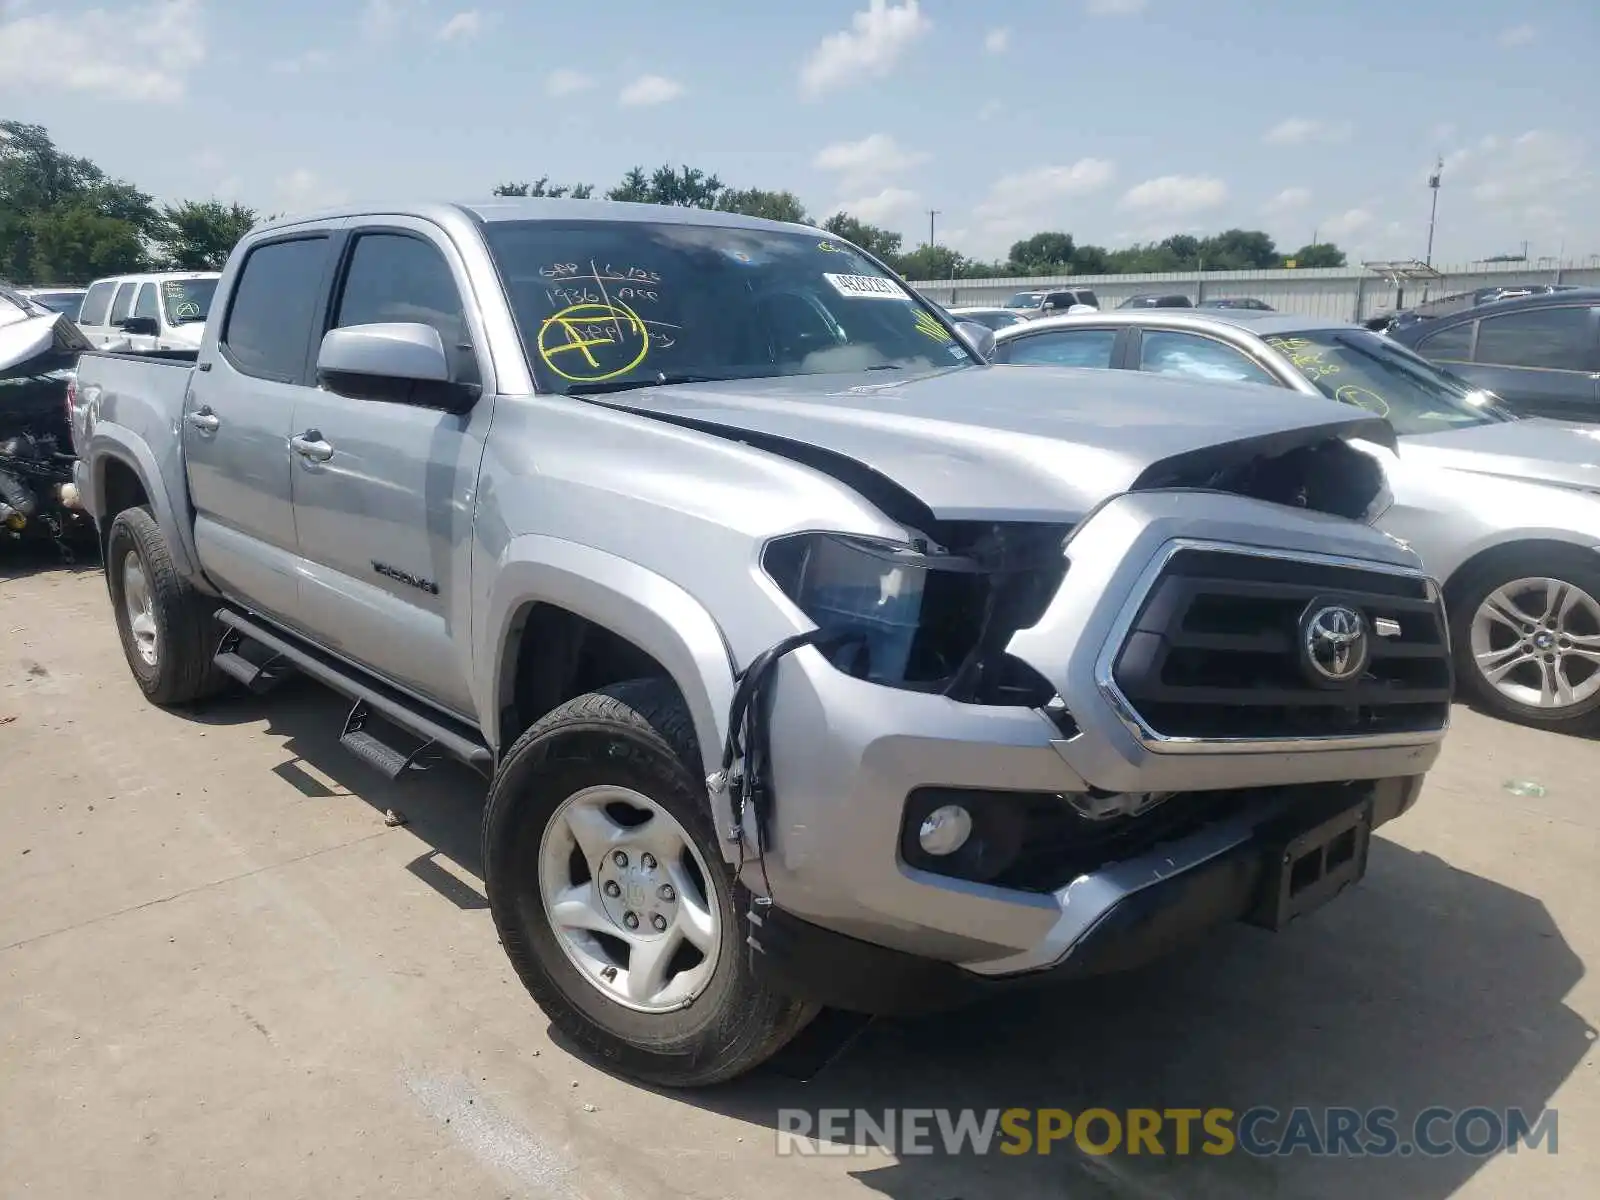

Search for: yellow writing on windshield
xmin=1266 ymin=336 xmax=1342 ymax=384
xmin=1334 ymin=384 xmax=1391 ymax=418
xmin=914 ymin=308 xmax=953 ymax=343
xmin=537 ymin=300 xmax=651 ymax=382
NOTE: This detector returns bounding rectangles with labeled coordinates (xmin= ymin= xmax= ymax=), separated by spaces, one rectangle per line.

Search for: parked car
xmin=74 ymin=271 xmax=221 ymax=352
xmin=1119 ymin=293 xmax=1193 ymax=309
xmin=1001 ymin=287 xmax=1099 ymax=318
xmin=946 ymin=305 xmax=1029 ymax=331
xmin=19 ymin=286 xmax=88 ymax=320
xmin=1389 ymin=288 xmax=1600 ymax=423
xmin=1 ymin=283 xmax=92 ymax=551
xmin=1365 ymin=283 xmax=1583 ymax=334
xmin=1200 ymin=297 xmax=1274 ymax=311
xmin=991 ymin=307 xmax=1600 ymax=728
xmin=73 ymin=198 xmax=1451 ymax=1087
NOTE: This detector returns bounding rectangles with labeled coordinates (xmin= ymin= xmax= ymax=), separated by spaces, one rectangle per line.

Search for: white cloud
xmin=1120 ymin=175 xmax=1229 ymax=215
xmin=1263 ymin=186 xmax=1312 ymax=213
xmin=0 ymin=0 xmax=205 ymax=102
xmin=360 ymin=0 xmax=403 ymax=39
xmin=977 ymin=98 xmax=1003 ymax=121
xmin=834 ymin=186 xmax=919 ymax=224
xmin=813 ymin=134 xmax=929 ymax=193
xmin=1322 ymin=208 xmax=1375 ymax=239
xmin=272 ymin=49 xmax=331 ymax=74
xmin=618 ymin=74 xmax=684 ymax=107
xmin=1263 ymin=117 xmax=1354 ymax=146
xmin=437 ymin=10 xmax=482 ymax=41
xmin=545 ymin=68 xmax=592 ymax=97
xmin=984 ymin=27 xmax=1010 ymax=54
xmin=1498 ymin=24 xmax=1536 ymax=47
xmin=274 ymin=168 xmax=350 ymax=215
xmin=1469 ymin=130 xmax=1592 ymax=208
xmin=1086 ymin=0 xmax=1148 ymax=15
xmin=799 ymin=0 xmax=930 ymax=100
xmin=969 ymin=159 xmax=1118 ymax=253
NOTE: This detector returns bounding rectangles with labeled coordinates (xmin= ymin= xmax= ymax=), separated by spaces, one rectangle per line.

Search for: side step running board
xmin=214 ymin=627 xmax=293 ymax=693
xmin=214 ymin=608 xmax=495 ymax=778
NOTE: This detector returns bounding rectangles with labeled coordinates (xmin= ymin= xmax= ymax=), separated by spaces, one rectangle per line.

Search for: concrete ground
xmin=2 ymin=554 xmax=1596 ymax=1200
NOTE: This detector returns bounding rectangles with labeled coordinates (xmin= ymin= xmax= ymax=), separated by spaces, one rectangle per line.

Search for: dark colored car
xmin=1366 ymin=283 xmax=1583 ymax=333
xmin=1118 ymin=293 xmax=1193 ymax=309
xmin=1199 ymin=297 xmax=1274 ymax=311
xmin=1390 ymin=289 xmax=1600 ymax=422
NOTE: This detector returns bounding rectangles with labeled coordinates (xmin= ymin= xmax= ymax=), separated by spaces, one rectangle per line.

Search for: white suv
xmin=74 ymin=271 xmax=221 ymax=352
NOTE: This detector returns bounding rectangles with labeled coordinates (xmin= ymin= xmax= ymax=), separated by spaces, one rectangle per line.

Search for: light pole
xmin=1424 ymin=156 xmax=1443 ymax=268
xmin=927 ymin=209 xmax=940 ymax=248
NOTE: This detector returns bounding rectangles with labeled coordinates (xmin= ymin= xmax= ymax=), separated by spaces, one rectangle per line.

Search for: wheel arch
xmin=1441 ymin=535 xmax=1600 ymax=610
xmin=87 ymin=433 xmax=204 ymax=583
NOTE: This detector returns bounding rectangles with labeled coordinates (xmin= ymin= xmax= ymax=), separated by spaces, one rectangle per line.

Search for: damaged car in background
xmin=1 ymin=282 xmax=91 ymax=556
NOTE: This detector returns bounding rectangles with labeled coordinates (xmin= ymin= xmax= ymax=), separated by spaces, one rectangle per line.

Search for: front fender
xmin=86 ymin=425 xmax=206 ymax=587
xmin=479 ymin=535 xmax=740 ymax=849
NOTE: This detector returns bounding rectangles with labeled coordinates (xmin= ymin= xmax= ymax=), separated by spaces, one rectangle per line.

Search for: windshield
xmin=28 ymin=291 xmax=84 ymax=317
xmin=1004 ymin=292 xmax=1045 ymax=309
xmin=1264 ymin=329 xmax=1514 ymax=435
xmin=483 ymin=220 xmax=977 ymax=394
xmin=161 ymin=278 xmax=217 ymax=325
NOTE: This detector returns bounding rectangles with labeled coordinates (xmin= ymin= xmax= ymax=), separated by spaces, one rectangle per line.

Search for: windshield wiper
xmin=171 ymin=315 xmax=207 ymax=325
xmin=569 ymin=372 xmax=733 ymax=396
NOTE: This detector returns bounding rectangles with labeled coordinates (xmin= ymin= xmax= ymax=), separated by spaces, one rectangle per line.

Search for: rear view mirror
xmin=955 ymin=321 xmax=997 ymax=360
xmin=317 ymin=322 xmax=478 ymax=410
xmin=120 ymin=316 xmax=159 ymax=337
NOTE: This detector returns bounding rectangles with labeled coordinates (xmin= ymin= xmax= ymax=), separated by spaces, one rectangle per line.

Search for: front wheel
xmin=483 ymin=679 xmax=817 ymax=1087
xmin=1451 ymin=549 xmax=1600 ymax=728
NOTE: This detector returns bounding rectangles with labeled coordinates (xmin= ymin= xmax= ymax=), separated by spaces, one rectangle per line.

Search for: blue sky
xmin=3 ymin=0 xmax=1596 ymax=268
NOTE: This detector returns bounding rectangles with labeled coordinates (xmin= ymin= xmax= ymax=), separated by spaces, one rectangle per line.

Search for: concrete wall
xmin=907 ymin=261 xmax=1600 ymax=324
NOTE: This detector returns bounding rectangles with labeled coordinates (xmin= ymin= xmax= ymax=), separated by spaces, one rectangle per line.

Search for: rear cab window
xmin=77 ymin=282 xmax=116 ymax=327
xmin=482 ymin=219 xmax=978 ymax=394
xmin=133 ymin=284 xmax=158 ymax=322
xmin=220 ymin=237 xmax=332 ymax=381
xmin=108 ymin=282 xmax=136 ymax=325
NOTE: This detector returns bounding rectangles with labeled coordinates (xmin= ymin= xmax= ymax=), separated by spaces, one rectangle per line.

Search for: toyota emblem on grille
xmin=1299 ymin=602 xmax=1370 ymax=686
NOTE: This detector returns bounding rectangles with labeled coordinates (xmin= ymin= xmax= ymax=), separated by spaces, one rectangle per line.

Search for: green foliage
xmin=821 ymin=213 xmax=903 ymax=261
xmin=715 ymin=188 xmax=809 ymax=224
xmin=1287 ymin=242 xmax=1347 ymax=268
xmin=1007 ymin=231 xmax=1075 ymax=274
xmin=492 ymin=177 xmax=596 ymax=199
xmin=154 ymin=200 xmax=259 ymax=270
xmin=26 ymin=206 xmax=149 ymax=282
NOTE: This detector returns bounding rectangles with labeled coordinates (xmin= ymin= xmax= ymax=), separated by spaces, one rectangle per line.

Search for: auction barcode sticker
xmin=823 ymin=273 xmax=905 ymax=300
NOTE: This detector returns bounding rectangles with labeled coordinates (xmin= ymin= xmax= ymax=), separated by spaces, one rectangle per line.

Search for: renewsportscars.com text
xmin=775 ymin=1106 xmax=1558 ymax=1158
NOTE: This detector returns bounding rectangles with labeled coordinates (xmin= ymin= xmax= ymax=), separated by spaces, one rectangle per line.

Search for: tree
xmin=897 ymin=244 xmax=969 ymax=280
xmin=1071 ymin=244 xmax=1110 ymax=275
xmin=607 ymin=166 xmax=652 ymax=203
xmin=1286 ymin=242 xmax=1346 ymax=268
xmin=154 ymin=200 xmax=258 ymax=270
xmin=821 ymin=213 xmax=903 ymax=263
xmin=1007 ymin=231 xmax=1075 ymax=274
xmin=27 ymin=206 xmax=148 ymax=282
xmin=1197 ymin=228 xmax=1279 ymax=271
xmin=715 ymin=188 xmax=809 ymax=224
xmin=492 ymin=177 xmax=595 ymax=199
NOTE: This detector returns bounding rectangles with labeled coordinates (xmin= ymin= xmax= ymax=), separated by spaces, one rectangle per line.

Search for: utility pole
xmin=927 ymin=209 xmax=940 ymax=247
xmin=1424 ymin=156 xmax=1443 ymax=267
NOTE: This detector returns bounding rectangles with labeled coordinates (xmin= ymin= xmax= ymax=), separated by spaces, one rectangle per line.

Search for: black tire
xmin=105 ymin=506 xmax=226 ymax=706
xmin=1449 ymin=545 xmax=1600 ymax=729
xmin=483 ymin=678 xmax=817 ymax=1087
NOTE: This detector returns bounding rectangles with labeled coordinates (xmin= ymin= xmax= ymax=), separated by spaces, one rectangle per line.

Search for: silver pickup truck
xmin=72 ymin=199 xmax=1453 ymax=1086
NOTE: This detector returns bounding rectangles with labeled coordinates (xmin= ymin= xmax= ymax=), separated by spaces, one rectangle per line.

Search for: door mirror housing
xmin=954 ymin=320 xmax=997 ymax=361
xmin=317 ymin=322 xmax=479 ymax=410
xmin=120 ymin=315 xmax=159 ymax=337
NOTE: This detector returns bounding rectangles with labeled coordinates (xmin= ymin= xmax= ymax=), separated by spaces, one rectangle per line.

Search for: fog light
xmin=917 ymin=805 xmax=973 ymax=856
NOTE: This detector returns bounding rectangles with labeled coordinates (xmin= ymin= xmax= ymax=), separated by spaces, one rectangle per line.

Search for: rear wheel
xmin=105 ymin=507 xmax=225 ymax=705
xmin=483 ymin=679 xmax=817 ymax=1087
xmin=1451 ymin=548 xmax=1600 ymax=728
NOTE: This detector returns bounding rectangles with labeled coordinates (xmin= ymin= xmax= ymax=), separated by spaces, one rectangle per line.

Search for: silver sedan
xmin=991 ymin=308 xmax=1600 ymax=730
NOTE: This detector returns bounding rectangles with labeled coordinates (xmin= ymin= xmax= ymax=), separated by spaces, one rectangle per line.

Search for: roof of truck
xmin=253 ymin=198 xmax=826 ymax=238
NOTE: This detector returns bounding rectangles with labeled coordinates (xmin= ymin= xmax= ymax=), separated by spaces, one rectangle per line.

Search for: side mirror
xmin=955 ymin=320 xmax=997 ymax=361
xmin=317 ymin=322 xmax=478 ymax=408
xmin=120 ymin=316 xmax=159 ymax=337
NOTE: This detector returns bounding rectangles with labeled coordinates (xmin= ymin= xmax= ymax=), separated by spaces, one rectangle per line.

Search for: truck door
xmin=286 ymin=222 xmax=492 ymax=717
xmin=184 ymin=232 xmax=338 ymax=622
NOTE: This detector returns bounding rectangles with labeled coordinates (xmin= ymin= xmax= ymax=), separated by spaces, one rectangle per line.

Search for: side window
xmin=108 ymin=282 xmax=136 ymax=325
xmin=132 ymin=284 xmax=158 ymax=321
xmin=1003 ymin=328 xmax=1117 ymax=368
xmin=1416 ymin=320 xmax=1473 ymax=360
xmin=77 ymin=281 xmax=116 ymax=326
xmin=1474 ymin=306 xmax=1595 ymax=371
xmin=221 ymin=236 xmax=331 ymax=382
xmin=1138 ymin=331 xmax=1276 ymax=386
xmin=332 ymin=232 xmax=476 ymax=386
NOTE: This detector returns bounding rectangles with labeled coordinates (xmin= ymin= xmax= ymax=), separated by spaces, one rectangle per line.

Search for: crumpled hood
xmin=586 ymin=364 xmax=1395 ymax=520
xmin=1401 ymin=417 xmax=1600 ymax=495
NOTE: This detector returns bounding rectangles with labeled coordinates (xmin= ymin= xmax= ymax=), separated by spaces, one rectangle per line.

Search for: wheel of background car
xmin=105 ymin=506 xmax=228 ymax=706
xmin=1449 ymin=547 xmax=1600 ymax=728
xmin=482 ymin=678 xmax=818 ymax=1087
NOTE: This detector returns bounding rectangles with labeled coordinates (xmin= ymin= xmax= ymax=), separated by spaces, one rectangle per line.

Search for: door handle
xmin=290 ymin=431 xmax=334 ymax=463
xmin=185 ymin=408 xmax=220 ymax=434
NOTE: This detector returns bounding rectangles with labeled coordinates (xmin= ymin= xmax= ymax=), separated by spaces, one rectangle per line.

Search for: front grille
xmin=1110 ymin=548 xmax=1453 ymax=741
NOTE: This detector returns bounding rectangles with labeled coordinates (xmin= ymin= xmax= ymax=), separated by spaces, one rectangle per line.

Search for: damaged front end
xmin=1 ymin=284 xmax=91 ymax=556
